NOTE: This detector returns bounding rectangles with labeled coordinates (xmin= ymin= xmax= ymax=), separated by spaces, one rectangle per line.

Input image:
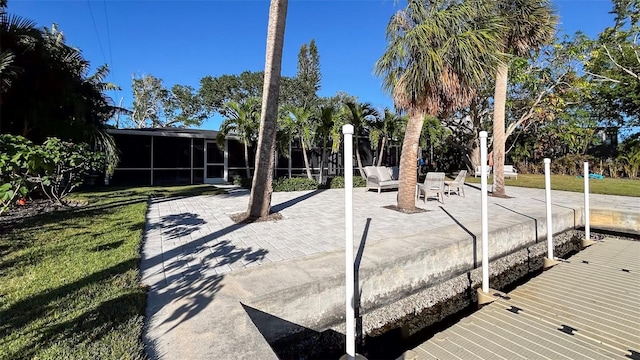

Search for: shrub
xmin=272 ymin=177 xmax=318 ymax=192
xmin=327 ymin=176 xmax=366 ymax=189
xmin=32 ymin=138 xmax=106 ymax=203
xmin=0 ymin=135 xmax=44 ymax=215
xmin=233 ymin=176 xmax=253 ymax=189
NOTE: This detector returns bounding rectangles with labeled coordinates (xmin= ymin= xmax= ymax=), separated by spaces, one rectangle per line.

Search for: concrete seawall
xmin=242 ymin=205 xmax=638 ymax=353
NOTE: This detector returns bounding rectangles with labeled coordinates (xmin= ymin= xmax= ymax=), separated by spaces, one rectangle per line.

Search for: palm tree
xmin=368 ymin=108 xmax=405 ymax=166
xmin=248 ymin=0 xmax=288 ymax=219
xmin=375 ymin=0 xmax=502 ymax=210
xmin=315 ymin=105 xmax=336 ymax=184
xmin=283 ymin=105 xmax=315 ymax=180
xmin=491 ymin=0 xmax=557 ymax=196
xmin=217 ymin=99 xmax=260 ymax=178
xmin=345 ymin=100 xmax=379 ymax=178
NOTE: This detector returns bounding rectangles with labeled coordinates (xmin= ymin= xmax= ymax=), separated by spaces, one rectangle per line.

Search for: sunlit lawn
xmin=0 ymin=185 xmax=223 ymax=360
xmin=464 ymin=173 xmax=640 ymax=197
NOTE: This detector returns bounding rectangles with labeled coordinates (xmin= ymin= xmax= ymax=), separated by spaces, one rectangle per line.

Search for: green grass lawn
xmin=0 ymin=185 xmax=223 ymax=360
xmin=464 ymin=173 xmax=640 ymax=197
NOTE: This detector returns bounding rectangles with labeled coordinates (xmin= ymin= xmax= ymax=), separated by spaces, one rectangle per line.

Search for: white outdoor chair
xmin=444 ymin=170 xmax=467 ymax=197
xmin=416 ymin=172 xmax=445 ymax=204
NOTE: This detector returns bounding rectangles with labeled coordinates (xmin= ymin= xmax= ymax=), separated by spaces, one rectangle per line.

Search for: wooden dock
xmin=400 ymin=238 xmax=640 ymax=360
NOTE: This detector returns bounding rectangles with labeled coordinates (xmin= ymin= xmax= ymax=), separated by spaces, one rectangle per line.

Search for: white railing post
xmin=584 ymin=161 xmax=590 ymax=241
xmin=342 ymin=124 xmax=355 ymax=360
xmin=544 ymin=158 xmax=553 ymax=260
xmin=480 ymin=131 xmax=489 ymax=294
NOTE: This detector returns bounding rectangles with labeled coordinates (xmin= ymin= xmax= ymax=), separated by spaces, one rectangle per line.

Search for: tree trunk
xmin=301 ymin=140 xmax=313 ymax=180
xmin=377 ymin=135 xmax=387 ymax=166
xmin=244 ymin=142 xmax=251 ymax=178
xmin=492 ymin=63 xmax=508 ymax=196
xmin=319 ymin=139 xmax=328 ymax=184
xmin=354 ymin=130 xmax=366 ymax=178
xmin=247 ymin=0 xmax=288 ymax=218
xmin=397 ymin=108 xmax=425 ymax=210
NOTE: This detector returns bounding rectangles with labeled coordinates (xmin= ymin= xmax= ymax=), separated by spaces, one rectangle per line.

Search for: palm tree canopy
xmin=375 ymin=0 xmax=504 ymax=114
xmin=217 ymin=98 xmax=261 ymax=148
xmin=497 ymin=0 xmax=558 ymax=57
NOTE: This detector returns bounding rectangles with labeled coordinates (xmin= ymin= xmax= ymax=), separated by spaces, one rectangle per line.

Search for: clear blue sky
xmin=10 ymin=0 xmax=615 ymax=130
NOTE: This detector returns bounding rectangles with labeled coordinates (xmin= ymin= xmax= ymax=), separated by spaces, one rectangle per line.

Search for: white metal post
xmin=342 ymin=124 xmax=355 ymax=360
xmin=480 ymin=131 xmax=489 ymax=294
xmin=584 ymin=162 xmax=590 ymax=241
xmin=544 ymin=158 xmax=553 ymax=259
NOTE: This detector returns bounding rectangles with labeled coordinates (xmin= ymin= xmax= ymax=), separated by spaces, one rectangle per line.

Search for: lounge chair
xmin=416 ymin=172 xmax=445 ymax=203
xmin=444 ymin=170 xmax=467 ymax=197
xmin=364 ymin=166 xmax=399 ymax=193
xmin=474 ymin=165 xmax=492 ymax=177
xmin=503 ymin=165 xmax=518 ymax=179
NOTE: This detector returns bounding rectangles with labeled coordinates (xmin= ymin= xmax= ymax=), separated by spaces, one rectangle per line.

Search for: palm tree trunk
xmin=354 ymin=130 xmax=366 ymax=178
xmin=301 ymin=140 xmax=313 ymax=180
xmin=248 ymin=0 xmax=288 ymax=218
xmin=244 ymin=142 xmax=251 ymax=178
xmin=397 ymin=108 xmax=425 ymax=210
xmin=377 ymin=135 xmax=387 ymax=166
xmin=492 ymin=63 xmax=508 ymax=196
xmin=319 ymin=138 xmax=328 ymax=184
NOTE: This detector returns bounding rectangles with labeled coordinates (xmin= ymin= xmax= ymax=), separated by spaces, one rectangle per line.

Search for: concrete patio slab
xmin=140 ymin=184 xmax=639 ymax=359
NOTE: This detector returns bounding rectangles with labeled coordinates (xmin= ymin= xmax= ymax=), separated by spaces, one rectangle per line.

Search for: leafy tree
xmin=129 ymin=74 xmax=206 ymax=128
xmin=296 ymin=39 xmax=321 ymax=108
xmin=216 ymin=99 xmax=261 ymax=178
xmin=376 ymin=0 xmax=502 ymax=210
xmin=199 ymin=70 xmax=303 ymax=118
xmin=248 ymin=0 xmax=288 ymax=219
xmin=0 ymin=135 xmax=43 ymax=215
xmin=0 ymin=7 xmax=120 ymax=171
xmin=491 ymin=0 xmax=557 ymax=196
xmin=582 ymin=0 xmax=639 ymax=128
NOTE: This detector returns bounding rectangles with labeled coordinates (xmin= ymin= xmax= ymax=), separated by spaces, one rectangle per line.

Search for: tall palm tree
xmin=491 ymin=0 xmax=557 ymax=196
xmin=345 ymin=100 xmax=379 ymax=178
xmin=248 ymin=0 xmax=288 ymax=219
xmin=376 ymin=0 xmax=502 ymax=210
xmin=315 ymin=105 xmax=336 ymax=184
xmin=217 ymin=99 xmax=260 ymax=178
xmin=369 ymin=108 xmax=405 ymax=166
xmin=284 ymin=105 xmax=315 ymax=180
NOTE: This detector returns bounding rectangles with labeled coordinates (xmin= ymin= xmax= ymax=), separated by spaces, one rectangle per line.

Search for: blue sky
xmin=10 ymin=0 xmax=615 ymax=130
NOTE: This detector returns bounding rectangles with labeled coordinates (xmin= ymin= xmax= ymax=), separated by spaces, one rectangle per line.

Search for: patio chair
xmin=416 ymin=172 xmax=445 ymax=203
xmin=444 ymin=170 xmax=467 ymax=197
xmin=364 ymin=166 xmax=399 ymax=193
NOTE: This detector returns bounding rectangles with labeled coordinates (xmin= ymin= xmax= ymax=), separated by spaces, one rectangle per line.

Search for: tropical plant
xmin=282 ymin=106 xmax=316 ymax=180
xmin=491 ymin=0 xmax=557 ymax=196
xmin=0 ymin=135 xmax=43 ymax=215
xmin=376 ymin=0 xmax=502 ymax=210
xmin=217 ymin=99 xmax=261 ymax=178
xmin=248 ymin=0 xmax=289 ymax=219
xmin=368 ymin=108 xmax=406 ymax=166
xmin=33 ymin=138 xmax=105 ymax=204
xmin=345 ymin=100 xmax=379 ymax=178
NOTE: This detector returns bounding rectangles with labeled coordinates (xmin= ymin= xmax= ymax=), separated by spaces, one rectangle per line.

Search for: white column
xmin=584 ymin=162 xmax=590 ymax=241
xmin=480 ymin=131 xmax=489 ymax=294
xmin=342 ymin=124 xmax=355 ymax=360
xmin=544 ymin=158 xmax=553 ymax=259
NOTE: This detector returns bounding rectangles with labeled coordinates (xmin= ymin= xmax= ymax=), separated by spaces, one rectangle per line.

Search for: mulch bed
xmin=229 ymin=211 xmax=284 ymax=224
xmin=383 ymin=205 xmax=430 ymax=214
xmin=0 ymin=199 xmax=83 ymax=234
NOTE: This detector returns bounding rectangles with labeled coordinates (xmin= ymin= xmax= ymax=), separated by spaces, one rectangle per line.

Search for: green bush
xmin=272 ymin=177 xmax=318 ymax=192
xmin=327 ymin=176 xmax=366 ymax=188
xmin=0 ymin=135 xmax=44 ymax=215
xmin=233 ymin=176 xmax=253 ymax=189
xmin=32 ymin=138 xmax=106 ymax=203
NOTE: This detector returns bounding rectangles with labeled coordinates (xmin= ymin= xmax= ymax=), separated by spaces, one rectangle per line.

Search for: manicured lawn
xmin=0 ymin=185 xmax=223 ymax=360
xmin=464 ymin=173 xmax=640 ymax=197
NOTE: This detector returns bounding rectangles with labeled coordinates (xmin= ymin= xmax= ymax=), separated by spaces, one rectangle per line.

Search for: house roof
xmin=107 ymin=128 xmax=219 ymax=139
